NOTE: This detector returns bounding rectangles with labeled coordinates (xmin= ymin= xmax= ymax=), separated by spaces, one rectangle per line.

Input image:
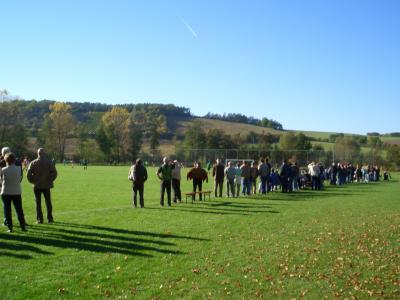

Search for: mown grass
xmin=0 ymin=166 xmax=399 ymax=299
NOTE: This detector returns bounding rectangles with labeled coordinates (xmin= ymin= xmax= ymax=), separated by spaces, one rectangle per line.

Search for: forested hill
xmin=1 ymin=99 xmax=399 ymax=169
xmin=4 ymin=100 xmax=284 ymax=136
xmin=10 ymin=100 xmax=192 ymax=134
xmin=204 ymin=113 xmax=283 ymax=130
xmin=0 ymin=99 xmax=286 ymax=159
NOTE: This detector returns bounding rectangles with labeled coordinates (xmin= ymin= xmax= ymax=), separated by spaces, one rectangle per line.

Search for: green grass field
xmin=1 ymin=166 xmax=399 ymax=299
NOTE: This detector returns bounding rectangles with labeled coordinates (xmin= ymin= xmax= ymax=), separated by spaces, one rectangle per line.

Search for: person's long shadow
xmin=54 ymin=222 xmax=208 ymax=241
xmin=146 ymin=206 xmax=251 ymax=216
xmin=0 ymin=222 xmax=209 ymax=260
xmin=205 ymin=201 xmax=275 ymax=209
xmin=146 ymin=205 xmax=280 ymax=215
xmin=266 ymin=183 xmax=382 ymax=201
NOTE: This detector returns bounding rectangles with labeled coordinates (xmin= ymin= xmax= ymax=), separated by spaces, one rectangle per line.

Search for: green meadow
xmin=0 ymin=166 xmax=399 ymax=299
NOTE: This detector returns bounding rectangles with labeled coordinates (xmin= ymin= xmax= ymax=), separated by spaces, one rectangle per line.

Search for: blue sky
xmin=1 ymin=0 xmax=399 ymax=134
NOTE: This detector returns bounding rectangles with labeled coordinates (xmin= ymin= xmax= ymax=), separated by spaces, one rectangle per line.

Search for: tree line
xmin=204 ymin=112 xmax=284 ymax=130
xmin=0 ymin=97 xmax=399 ymax=169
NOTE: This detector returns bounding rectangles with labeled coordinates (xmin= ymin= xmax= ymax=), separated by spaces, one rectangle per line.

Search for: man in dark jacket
xmin=128 ymin=158 xmax=148 ymax=208
xmin=258 ymin=158 xmax=270 ymax=194
xmin=27 ymin=148 xmax=58 ymax=223
xmin=156 ymin=157 xmax=172 ymax=206
xmin=241 ymin=161 xmax=251 ymax=195
xmin=212 ymin=159 xmax=225 ymax=197
xmin=279 ymin=160 xmax=291 ymax=193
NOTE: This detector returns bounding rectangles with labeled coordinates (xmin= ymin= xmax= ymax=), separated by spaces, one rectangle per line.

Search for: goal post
xmin=225 ymin=158 xmax=255 ymax=167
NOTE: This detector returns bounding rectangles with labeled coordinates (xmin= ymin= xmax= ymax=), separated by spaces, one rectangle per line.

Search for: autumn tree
xmin=334 ymin=136 xmax=361 ymax=162
xmin=278 ymin=132 xmax=298 ymax=150
xmin=0 ymin=101 xmax=20 ymax=145
xmin=100 ymin=107 xmax=130 ymax=162
xmin=145 ymin=109 xmax=167 ymax=152
xmin=183 ymin=121 xmax=207 ymax=149
xmin=128 ymin=109 xmax=147 ymax=161
xmin=386 ymin=145 xmax=400 ymax=168
xmin=130 ymin=107 xmax=167 ymax=159
xmin=95 ymin=124 xmax=114 ymax=161
xmin=0 ymin=101 xmax=27 ymax=156
xmin=46 ymin=102 xmax=76 ymax=161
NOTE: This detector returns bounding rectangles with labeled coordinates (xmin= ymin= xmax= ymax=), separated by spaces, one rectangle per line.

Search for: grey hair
xmin=1 ymin=147 xmax=11 ymax=156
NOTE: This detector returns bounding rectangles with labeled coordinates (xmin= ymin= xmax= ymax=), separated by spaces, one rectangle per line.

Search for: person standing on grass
xmin=307 ymin=162 xmax=321 ymax=190
xmin=241 ymin=161 xmax=251 ymax=195
xmin=212 ymin=158 xmax=225 ymax=198
xmin=279 ymin=160 xmax=291 ymax=193
xmin=171 ymin=160 xmax=182 ymax=203
xmin=156 ymin=157 xmax=172 ymax=206
xmin=329 ymin=162 xmax=337 ymax=185
xmin=128 ymin=158 xmax=148 ymax=208
xmin=187 ymin=162 xmax=208 ymax=201
xmin=258 ymin=158 xmax=269 ymax=194
xmin=206 ymin=160 xmax=212 ymax=173
xmin=291 ymin=162 xmax=300 ymax=191
xmin=224 ymin=161 xmax=236 ymax=197
xmin=1 ymin=147 xmax=23 ymax=169
xmin=83 ymin=159 xmax=88 ymax=170
xmin=0 ymin=153 xmax=27 ymax=233
xmin=235 ymin=162 xmax=242 ymax=197
xmin=27 ymin=148 xmax=58 ymax=224
xmin=250 ymin=161 xmax=259 ymax=195
xmin=0 ymin=147 xmax=11 ymax=168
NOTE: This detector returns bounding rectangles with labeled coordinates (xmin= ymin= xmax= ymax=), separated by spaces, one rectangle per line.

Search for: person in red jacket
xmin=187 ymin=162 xmax=208 ymax=201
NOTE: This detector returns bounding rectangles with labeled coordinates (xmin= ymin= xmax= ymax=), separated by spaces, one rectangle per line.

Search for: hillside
xmin=25 ymin=116 xmax=400 ymax=158
xmin=176 ymin=118 xmax=282 ymax=136
xmin=1 ymin=100 xmax=399 ymax=164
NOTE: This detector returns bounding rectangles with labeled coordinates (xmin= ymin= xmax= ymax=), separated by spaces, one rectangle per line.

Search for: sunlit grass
xmin=0 ymin=166 xmax=398 ymax=299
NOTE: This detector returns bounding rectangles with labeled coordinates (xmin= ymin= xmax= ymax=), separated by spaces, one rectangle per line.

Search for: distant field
xmin=1 ymin=166 xmax=399 ymax=299
xmin=381 ymin=136 xmax=400 ymax=145
xmin=177 ymin=118 xmax=282 ymax=136
xmin=310 ymin=141 xmax=384 ymax=156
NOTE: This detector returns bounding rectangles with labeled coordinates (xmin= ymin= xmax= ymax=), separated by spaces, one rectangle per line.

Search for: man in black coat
xmin=279 ymin=160 xmax=291 ymax=193
xmin=128 ymin=159 xmax=148 ymax=208
xmin=212 ymin=159 xmax=225 ymax=197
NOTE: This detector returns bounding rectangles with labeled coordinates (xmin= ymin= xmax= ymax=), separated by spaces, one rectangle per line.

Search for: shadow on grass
xmin=266 ymin=183 xmax=384 ymax=201
xmin=0 ymin=222 xmax=209 ymax=260
xmin=147 ymin=201 xmax=280 ymax=215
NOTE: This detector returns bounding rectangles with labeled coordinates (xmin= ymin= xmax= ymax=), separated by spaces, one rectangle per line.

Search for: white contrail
xmin=180 ymin=17 xmax=198 ymax=38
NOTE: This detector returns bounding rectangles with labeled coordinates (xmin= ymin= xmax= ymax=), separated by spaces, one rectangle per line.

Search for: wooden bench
xmin=183 ymin=190 xmax=212 ymax=203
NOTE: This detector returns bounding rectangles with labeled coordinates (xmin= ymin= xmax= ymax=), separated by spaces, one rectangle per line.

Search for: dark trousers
xmin=2 ymin=194 xmax=26 ymax=230
xmin=160 ymin=180 xmax=171 ymax=205
xmin=311 ymin=176 xmax=319 ymax=190
xmin=133 ymin=182 xmax=144 ymax=207
xmin=226 ymin=178 xmax=235 ymax=197
xmin=281 ymin=177 xmax=289 ymax=192
xmin=172 ymin=178 xmax=181 ymax=202
xmin=242 ymin=178 xmax=251 ymax=195
xmin=330 ymin=173 xmax=336 ymax=185
xmin=193 ymin=179 xmax=203 ymax=200
xmin=260 ymin=175 xmax=268 ymax=194
xmin=34 ymin=187 xmax=53 ymax=222
xmin=214 ymin=180 xmax=223 ymax=197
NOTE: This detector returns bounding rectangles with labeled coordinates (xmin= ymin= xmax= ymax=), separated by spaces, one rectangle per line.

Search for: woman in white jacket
xmin=0 ymin=153 xmax=26 ymax=232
